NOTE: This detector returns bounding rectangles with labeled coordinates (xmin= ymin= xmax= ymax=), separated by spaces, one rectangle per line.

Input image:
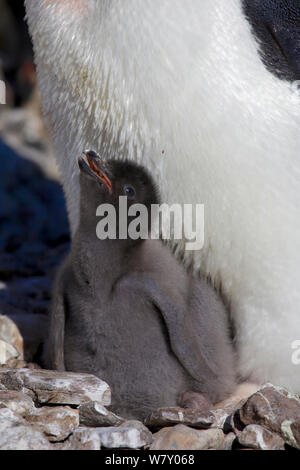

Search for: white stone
xmin=57 ymin=428 xmax=101 ymax=450
xmin=0 ymin=368 xmax=111 ymax=406
xmin=0 ymin=340 xmax=20 ymax=365
xmin=0 ymin=408 xmax=51 ymax=450
xmin=93 ymin=422 xmax=152 ymax=449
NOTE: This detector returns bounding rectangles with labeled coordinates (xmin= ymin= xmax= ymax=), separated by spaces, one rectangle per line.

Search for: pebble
xmin=79 ymin=401 xmax=124 ymax=427
xmin=220 ymin=432 xmax=236 ymax=450
xmin=0 ymin=368 xmax=111 ymax=406
xmin=234 ymin=383 xmax=300 ymax=449
xmin=0 ymin=407 xmax=52 ymax=450
xmin=0 ymin=389 xmax=34 ymax=416
xmin=0 ymin=340 xmax=20 ymax=365
xmin=145 ymin=406 xmax=214 ymax=429
xmin=94 ymin=421 xmax=152 ymax=449
xmin=150 ymin=424 xmax=224 ymax=450
xmin=0 ymin=315 xmax=23 ymax=359
xmin=237 ymin=424 xmax=285 ymax=450
xmin=25 ymin=406 xmax=79 ymax=442
xmin=56 ymin=427 xmax=101 ymax=450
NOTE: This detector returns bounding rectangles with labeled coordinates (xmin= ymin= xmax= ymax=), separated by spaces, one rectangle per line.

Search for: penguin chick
xmin=45 ymin=150 xmax=236 ymax=419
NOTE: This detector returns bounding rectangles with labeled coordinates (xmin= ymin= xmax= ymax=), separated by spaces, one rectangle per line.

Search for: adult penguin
xmin=25 ymin=0 xmax=300 ymax=392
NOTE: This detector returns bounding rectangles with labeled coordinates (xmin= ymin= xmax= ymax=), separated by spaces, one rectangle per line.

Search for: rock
xmin=25 ymin=406 xmax=79 ymax=442
xmin=149 ymin=426 xmax=170 ymax=445
xmin=0 ymin=315 xmax=23 ymax=358
xmin=145 ymin=406 xmax=214 ymax=429
xmin=94 ymin=421 xmax=152 ymax=449
xmin=150 ymin=424 xmax=224 ymax=450
xmin=234 ymin=383 xmax=300 ymax=449
xmin=0 ymin=389 xmax=34 ymax=416
xmin=281 ymin=420 xmax=300 ymax=450
xmin=0 ymin=407 xmax=52 ymax=450
xmin=79 ymin=401 xmax=124 ymax=427
xmin=211 ymin=398 xmax=247 ymax=431
xmin=56 ymin=427 xmax=101 ymax=450
xmin=211 ymin=385 xmax=258 ymax=431
xmin=2 ymin=358 xmax=28 ymax=369
xmin=0 ymin=339 xmax=20 ymax=365
xmin=0 ymin=406 xmax=24 ymax=428
xmin=0 ymin=368 xmax=111 ymax=406
xmin=220 ymin=432 xmax=236 ymax=450
xmin=210 ymin=408 xmax=233 ymax=431
xmin=119 ymin=419 xmax=152 ymax=431
xmin=237 ymin=424 xmax=285 ymax=450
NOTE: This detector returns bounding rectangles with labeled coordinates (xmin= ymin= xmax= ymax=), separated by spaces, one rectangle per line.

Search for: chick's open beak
xmin=80 ymin=150 xmax=112 ymax=192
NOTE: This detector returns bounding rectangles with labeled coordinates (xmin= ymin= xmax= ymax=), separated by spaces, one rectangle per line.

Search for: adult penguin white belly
xmin=25 ymin=0 xmax=300 ymax=392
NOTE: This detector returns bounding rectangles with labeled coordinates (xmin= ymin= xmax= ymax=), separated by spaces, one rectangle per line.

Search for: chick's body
xmin=47 ymin=153 xmax=236 ymax=419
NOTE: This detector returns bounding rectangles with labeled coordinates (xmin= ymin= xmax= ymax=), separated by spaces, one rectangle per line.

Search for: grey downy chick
xmin=45 ymin=150 xmax=236 ymax=420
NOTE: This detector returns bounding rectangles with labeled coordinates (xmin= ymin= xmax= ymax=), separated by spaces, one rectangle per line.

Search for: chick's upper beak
xmin=83 ymin=150 xmax=112 ymax=193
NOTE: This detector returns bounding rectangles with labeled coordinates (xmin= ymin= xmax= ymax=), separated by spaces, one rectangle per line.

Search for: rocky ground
xmin=0 ymin=354 xmax=300 ymax=450
xmin=0 ymin=91 xmax=299 ymax=451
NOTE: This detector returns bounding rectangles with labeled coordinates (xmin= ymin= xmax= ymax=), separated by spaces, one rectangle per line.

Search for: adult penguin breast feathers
xmin=25 ymin=0 xmax=300 ymax=392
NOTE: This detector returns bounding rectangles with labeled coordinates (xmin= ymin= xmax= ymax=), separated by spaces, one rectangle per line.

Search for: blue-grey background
xmin=0 ymin=1 xmax=69 ymax=362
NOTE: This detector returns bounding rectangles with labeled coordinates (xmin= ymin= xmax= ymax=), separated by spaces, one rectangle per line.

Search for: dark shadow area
xmin=0 ymin=139 xmax=69 ymax=254
xmin=0 ymin=0 xmax=34 ymax=107
xmin=0 ymin=139 xmax=70 ymax=362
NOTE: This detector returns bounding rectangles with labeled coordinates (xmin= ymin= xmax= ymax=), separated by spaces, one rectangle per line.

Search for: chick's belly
xmin=64 ymin=295 xmax=192 ymax=400
xmin=98 ymin=296 xmax=192 ymax=395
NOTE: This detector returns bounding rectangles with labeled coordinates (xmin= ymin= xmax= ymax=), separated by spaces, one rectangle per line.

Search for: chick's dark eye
xmin=123 ymin=185 xmax=136 ymax=198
